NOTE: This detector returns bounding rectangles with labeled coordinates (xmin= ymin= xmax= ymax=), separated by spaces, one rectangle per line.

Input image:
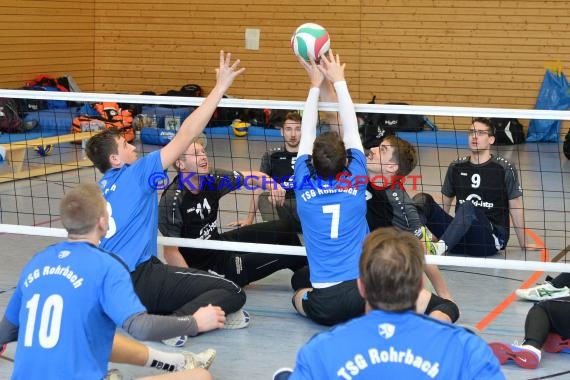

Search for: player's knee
xmin=291 ymin=266 xmax=311 ymax=291
xmin=425 ymin=294 xmax=460 ymax=323
xmin=292 ymin=289 xmax=309 ymax=317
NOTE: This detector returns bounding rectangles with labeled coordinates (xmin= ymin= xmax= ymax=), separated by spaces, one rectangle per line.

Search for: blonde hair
xmin=60 ymin=183 xmax=106 ymax=235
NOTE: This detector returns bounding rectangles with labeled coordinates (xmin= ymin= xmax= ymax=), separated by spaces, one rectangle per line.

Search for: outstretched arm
xmin=161 ymin=51 xmax=245 ymax=169
xmin=319 ymin=79 xmax=341 ymax=134
xmin=297 ymin=57 xmax=324 ymax=157
xmin=318 ymin=50 xmax=363 ymax=152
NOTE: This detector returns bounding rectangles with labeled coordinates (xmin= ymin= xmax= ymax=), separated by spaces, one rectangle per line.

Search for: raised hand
xmin=298 ymin=56 xmax=324 ymax=88
xmin=318 ymin=49 xmax=346 ymax=83
xmin=215 ymin=50 xmax=246 ymax=92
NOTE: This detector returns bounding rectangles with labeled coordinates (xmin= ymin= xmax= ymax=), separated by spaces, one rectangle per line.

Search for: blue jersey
xmin=99 ymin=150 xmax=163 ymax=270
xmin=290 ymin=310 xmax=504 ymax=380
xmin=294 ymin=149 xmax=369 ymax=283
xmin=4 ymin=241 xmax=146 ymax=380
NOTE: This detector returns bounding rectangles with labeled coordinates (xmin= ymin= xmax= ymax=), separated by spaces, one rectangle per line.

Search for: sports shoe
xmin=543 ymin=333 xmax=570 ymax=353
xmin=223 ymin=309 xmax=250 ymax=329
xmin=420 ymin=226 xmax=446 ymax=256
xmin=162 ymin=335 xmax=188 ymax=347
xmin=489 ymin=342 xmax=541 ymax=369
xmin=272 ymin=367 xmax=293 ymax=380
xmin=515 ymin=282 xmax=570 ymax=301
xmin=105 ymin=369 xmax=124 ymax=380
xmin=182 ymin=348 xmax=217 ymax=370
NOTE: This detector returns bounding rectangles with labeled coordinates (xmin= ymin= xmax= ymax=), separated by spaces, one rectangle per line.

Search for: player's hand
xmin=194 ymin=304 xmax=226 ymax=333
xmin=318 ymin=49 xmax=346 ymax=83
xmin=228 ymin=218 xmax=254 ymax=227
xmin=269 ymin=182 xmax=286 ymax=207
xmin=298 ymin=56 xmax=324 ymax=88
xmin=215 ymin=50 xmax=246 ymax=92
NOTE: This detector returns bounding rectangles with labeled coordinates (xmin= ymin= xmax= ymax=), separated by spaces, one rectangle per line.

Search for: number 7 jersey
xmin=294 ymin=149 xmax=369 ymax=284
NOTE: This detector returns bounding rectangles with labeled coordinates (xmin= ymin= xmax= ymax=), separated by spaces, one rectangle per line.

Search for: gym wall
xmin=0 ymin=0 xmax=568 ymax=110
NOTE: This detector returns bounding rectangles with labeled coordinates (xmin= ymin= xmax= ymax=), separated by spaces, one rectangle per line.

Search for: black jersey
xmin=366 ymin=183 xmax=423 ymax=238
xmin=442 ymin=155 xmax=522 ymax=239
xmin=260 ymin=146 xmax=297 ymax=198
xmin=158 ymin=169 xmax=243 ymax=241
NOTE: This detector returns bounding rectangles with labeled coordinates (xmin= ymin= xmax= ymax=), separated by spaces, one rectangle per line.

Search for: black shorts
xmin=538 ymin=296 xmax=570 ymax=337
xmin=302 ymin=280 xmax=365 ymax=326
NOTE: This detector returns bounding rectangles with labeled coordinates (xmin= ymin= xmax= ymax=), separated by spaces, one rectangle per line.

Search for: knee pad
xmin=425 ymin=294 xmax=460 ymax=323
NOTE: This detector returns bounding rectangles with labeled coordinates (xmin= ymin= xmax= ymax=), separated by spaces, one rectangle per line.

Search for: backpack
xmin=22 ymin=74 xmax=70 ymax=110
xmin=378 ymin=102 xmax=426 ymax=133
xmin=71 ymin=102 xmax=135 ymax=142
xmin=0 ymin=98 xmax=24 ymax=133
xmin=489 ymin=118 xmax=526 ymax=145
xmin=563 ymin=129 xmax=570 ymax=159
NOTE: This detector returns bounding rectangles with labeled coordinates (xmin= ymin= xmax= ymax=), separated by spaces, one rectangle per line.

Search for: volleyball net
xmin=0 ymin=88 xmax=569 ymax=273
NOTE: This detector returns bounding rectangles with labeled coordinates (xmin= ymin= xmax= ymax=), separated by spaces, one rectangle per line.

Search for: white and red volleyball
xmin=291 ymin=23 xmax=330 ymax=61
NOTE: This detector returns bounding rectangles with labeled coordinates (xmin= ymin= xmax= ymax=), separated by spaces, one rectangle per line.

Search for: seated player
xmin=0 ymin=183 xmax=215 ymax=380
xmin=365 ymin=134 xmax=455 ymax=301
xmin=413 ymin=117 xmax=535 ymax=256
xmin=159 ymin=134 xmax=307 ymax=288
xmin=274 ymin=228 xmax=503 ymax=380
xmin=86 ymin=52 xmax=249 ymax=347
xmin=490 ymin=296 xmax=570 ymax=369
xmin=256 ymin=111 xmax=302 ymax=226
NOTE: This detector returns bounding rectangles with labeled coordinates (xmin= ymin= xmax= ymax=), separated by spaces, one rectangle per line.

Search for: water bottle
xmin=151 ymin=114 xmax=158 ymax=128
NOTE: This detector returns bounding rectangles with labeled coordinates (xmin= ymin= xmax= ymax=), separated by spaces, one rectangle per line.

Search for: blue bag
xmin=527 ymin=70 xmax=570 ymax=142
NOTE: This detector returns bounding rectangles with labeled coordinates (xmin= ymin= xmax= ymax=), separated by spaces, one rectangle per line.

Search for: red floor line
xmin=475 ymin=228 xmax=548 ymax=332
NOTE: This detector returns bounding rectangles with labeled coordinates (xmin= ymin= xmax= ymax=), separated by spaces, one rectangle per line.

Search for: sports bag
xmin=0 ymin=98 xmax=24 ymax=133
xmin=72 ymin=102 xmax=134 ymax=142
xmin=489 ymin=118 xmax=526 ymax=145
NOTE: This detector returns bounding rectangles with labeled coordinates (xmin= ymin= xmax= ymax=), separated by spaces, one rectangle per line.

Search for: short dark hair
xmin=282 ymin=112 xmax=301 ymax=126
xmin=312 ymin=132 xmax=346 ymax=179
xmin=60 ymin=183 xmax=106 ymax=235
xmin=86 ymin=128 xmax=123 ymax=173
xmin=359 ymin=227 xmax=424 ymax=311
xmin=382 ymin=135 xmax=417 ymax=176
xmin=472 ymin=117 xmax=495 ymax=136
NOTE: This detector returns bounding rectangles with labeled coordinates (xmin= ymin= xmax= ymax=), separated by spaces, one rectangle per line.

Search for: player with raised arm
xmin=86 ymin=51 xmax=249 ymax=346
xmin=291 ymin=50 xmax=369 ymax=326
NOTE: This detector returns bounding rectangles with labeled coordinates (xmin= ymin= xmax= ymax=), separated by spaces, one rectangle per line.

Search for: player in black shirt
xmin=159 ymin=136 xmax=307 ymax=287
xmin=257 ymin=112 xmax=301 ymax=226
xmin=414 ymin=117 xmax=535 ymax=256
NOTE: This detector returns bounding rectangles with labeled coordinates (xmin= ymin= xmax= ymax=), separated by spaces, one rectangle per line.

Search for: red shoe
xmin=489 ymin=342 xmax=540 ymax=369
xmin=543 ymin=333 xmax=570 ymax=353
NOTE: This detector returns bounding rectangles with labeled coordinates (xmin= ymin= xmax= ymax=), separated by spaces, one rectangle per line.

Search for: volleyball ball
xmin=34 ymin=144 xmax=53 ymax=156
xmin=232 ymin=120 xmax=250 ymax=137
xmin=291 ymin=23 xmax=330 ymax=62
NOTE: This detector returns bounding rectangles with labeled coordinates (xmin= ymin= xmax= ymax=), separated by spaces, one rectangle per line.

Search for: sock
xmin=146 ymin=346 xmax=186 ymax=372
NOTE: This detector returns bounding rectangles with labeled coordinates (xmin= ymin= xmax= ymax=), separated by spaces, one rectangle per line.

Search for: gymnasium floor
xmin=1 ymin=133 xmax=569 ymax=379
